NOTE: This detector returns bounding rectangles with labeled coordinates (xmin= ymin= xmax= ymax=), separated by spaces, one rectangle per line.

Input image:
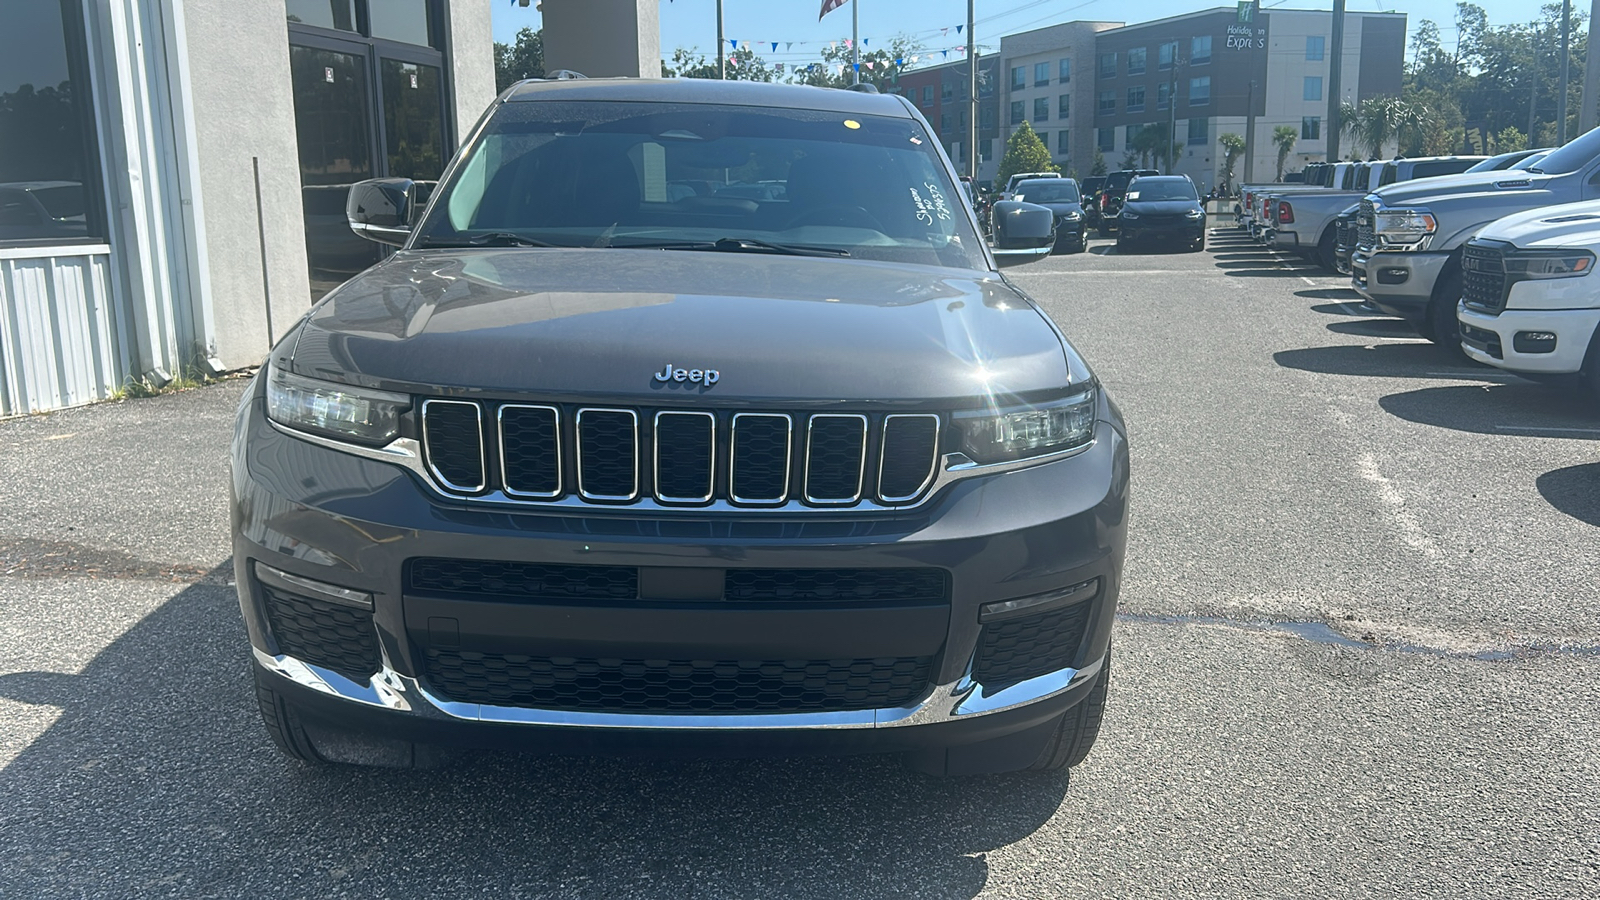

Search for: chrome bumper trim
xmin=252 ymin=648 xmax=1102 ymax=730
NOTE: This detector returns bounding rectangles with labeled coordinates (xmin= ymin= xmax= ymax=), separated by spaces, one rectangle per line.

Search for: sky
xmin=492 ymin=1 xmax=1556 ymax=71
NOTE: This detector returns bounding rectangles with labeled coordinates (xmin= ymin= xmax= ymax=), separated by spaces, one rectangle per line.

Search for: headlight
xmin=1185 ymin=208 xmax=1204 ymax=218
xmin=954 ymin=389 xmax=1096 ymax=463
xmin=1373 ymin=208 xmax=1437 ymax=246
xmin=1121 ymin=211 xmax=1140 ymax=221
xmin=266 ymin=363 xmax=409 ymax=445
xmin=1504 ymin=249 xmax=1595 ymax=279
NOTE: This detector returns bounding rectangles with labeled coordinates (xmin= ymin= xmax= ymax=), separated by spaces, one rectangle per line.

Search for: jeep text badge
xmin=654 ymin=363 xmax=720 ymax=386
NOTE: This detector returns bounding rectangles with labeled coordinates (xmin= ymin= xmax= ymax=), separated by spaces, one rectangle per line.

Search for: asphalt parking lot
xmin=3 ymin=223 xmax=1598 ymax=898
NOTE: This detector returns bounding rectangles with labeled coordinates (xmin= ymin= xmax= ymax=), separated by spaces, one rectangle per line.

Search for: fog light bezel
xmin=1512 ymin=331 xmax=1558 ymax=354
xmin=978 ymin=578 xmax=1100 ymax=623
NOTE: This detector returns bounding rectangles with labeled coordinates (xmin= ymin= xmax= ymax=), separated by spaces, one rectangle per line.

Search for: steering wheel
xmin=784 ymin=205 xmax=886 ymax=231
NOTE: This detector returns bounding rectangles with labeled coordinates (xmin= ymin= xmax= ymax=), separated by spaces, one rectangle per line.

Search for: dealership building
xmin=0 ymin=0 xmax=493 ymax=416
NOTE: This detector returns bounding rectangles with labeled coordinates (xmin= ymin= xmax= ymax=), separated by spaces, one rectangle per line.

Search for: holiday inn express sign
xmin=1229 ymin=1 xmax=1265 ymax=49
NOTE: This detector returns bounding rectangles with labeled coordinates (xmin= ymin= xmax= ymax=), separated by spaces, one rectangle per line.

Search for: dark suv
xmin=1096 ymin=168 xmax=1161 ymax=236
xmin=233 ymin=78 xmax=1128 ymax=776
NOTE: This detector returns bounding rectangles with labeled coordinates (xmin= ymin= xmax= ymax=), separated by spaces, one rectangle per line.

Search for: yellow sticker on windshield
xmin=843 ymin=119 xmax=861 ymax=129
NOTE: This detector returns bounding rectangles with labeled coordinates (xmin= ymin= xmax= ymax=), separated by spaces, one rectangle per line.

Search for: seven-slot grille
xmin=1461 ymin=241 xmax=1509 ymax=314
xmin=420 ymin=403 xmax=943 ymax=508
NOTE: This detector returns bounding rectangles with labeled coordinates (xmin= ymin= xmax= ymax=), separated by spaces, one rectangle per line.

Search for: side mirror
xmin=990 ymin=200 xmax=1054 ymax=267
xmin=347 ymin=178 xmax=417 ymax=246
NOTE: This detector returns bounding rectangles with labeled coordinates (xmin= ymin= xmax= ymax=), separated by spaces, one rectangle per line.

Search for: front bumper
xmin=1121 ymin=220 xmax=1205 ymax=245
xmin=1351 ymin=249 xmax=1450 ymax=321
xmin=1458 ymin=304 xmax=1600 ymax=374
xmin=232 ymin=381 xmax=1129 ymax=755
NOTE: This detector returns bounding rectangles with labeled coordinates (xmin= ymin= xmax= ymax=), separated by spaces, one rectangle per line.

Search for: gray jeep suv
xmin=232 ymin=78 xmax=1129 ymax=776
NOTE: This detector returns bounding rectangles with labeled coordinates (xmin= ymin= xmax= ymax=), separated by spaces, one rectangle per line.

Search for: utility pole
xmin=1244 ymin=79 xmax=1257 ymax=182
xmin=967 ymin=0 xmax=977 ymax=179
xmin=1166 ymin=48 xmax=1181 ymax=174
xmin=1583 ymin=0 xmax=1600 ymax=133
xmin=1326 ymin=0 xmax=1346 ymax=162
xmin=852 ymin=0 xmax=860 ymax=85
xmin=1530 ymin=31 xmax=1540 ymax=144
xmin=1560 ymin=0 xmax=1572 ymax=143
xmin=716 ymin=0 xmax=724 ymax=80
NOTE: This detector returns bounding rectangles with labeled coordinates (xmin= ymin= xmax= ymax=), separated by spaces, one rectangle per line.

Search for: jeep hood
xmin=290 ymin=249 xmax=1077 ymax=404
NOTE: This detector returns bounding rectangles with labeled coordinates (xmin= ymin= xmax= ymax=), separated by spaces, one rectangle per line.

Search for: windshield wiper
xmin=617 ymin=237 xmax=850 ymax=258
xmin=418 ymin=232 xmax=560 ymax=248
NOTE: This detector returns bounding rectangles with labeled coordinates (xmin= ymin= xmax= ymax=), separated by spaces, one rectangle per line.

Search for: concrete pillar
xmin=541 ymin=0 xmax=660 ymax=78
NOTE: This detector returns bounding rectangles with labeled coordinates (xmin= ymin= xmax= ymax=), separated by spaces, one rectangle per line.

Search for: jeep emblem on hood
xmin=654 ymin=363 xmax=721 ymax=386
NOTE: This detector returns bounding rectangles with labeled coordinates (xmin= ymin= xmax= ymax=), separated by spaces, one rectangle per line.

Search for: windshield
xmin=1015 ymin=181 xmax=1080 ymax=203
xmin=1126 ymin=180 xmax=1197 ymax=202
xmin=415 ymin=100 xmax=985 ymax=269
xmin=1509 ymin=151 xmax=1550 ymax=171
xmin=1527 ymin=128 xmax=1600 ymax=174
xmin=30 ymin=185 xmax=85 ymax=219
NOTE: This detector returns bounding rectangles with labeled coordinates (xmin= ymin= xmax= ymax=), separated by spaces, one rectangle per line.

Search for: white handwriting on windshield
xmin=910 ymin=183 xmax=953 ymax=227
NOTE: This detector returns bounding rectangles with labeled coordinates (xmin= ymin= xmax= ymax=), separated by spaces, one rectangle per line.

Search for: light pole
xmin=716 ymin=0 xmax=724 ymax=79
xmin=967 ymin=0 xmax=977 ymax=179
xmin=1560 ymin=0 xmax=1572 ymax=143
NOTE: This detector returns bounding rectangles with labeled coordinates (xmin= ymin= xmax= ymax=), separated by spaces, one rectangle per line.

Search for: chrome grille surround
xmin=496 ymin=403 xmax=561 ymax=498
xmin=1355 ymin=199 xmax=1376 ymax=253
xmin=877 ymin=414 xmax=941 ymax=503
xmin=729 ymin=412 xmax=793 ymax=504
xmin=576 ymin=407 xmax=640 ymax=502
xmin=803 ymin=413 xmax=868 ymax=505
xmin=652 ymin=410 xmax=716 ymax=504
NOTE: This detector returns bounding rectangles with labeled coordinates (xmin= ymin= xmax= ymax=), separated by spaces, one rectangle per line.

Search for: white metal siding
xmin=0 ymin=249 xmax=120 ymax=416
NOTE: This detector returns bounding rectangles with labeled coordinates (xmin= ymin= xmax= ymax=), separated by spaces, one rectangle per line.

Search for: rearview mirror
xmin=347 ymin=178 xmax=418 ymax=246
xmin=990 ymin=200 xmax=1054 ymax=267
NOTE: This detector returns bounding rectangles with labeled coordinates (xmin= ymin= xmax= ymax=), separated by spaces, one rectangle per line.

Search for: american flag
xmin=819 ymin=0 xmax=850 ymax=21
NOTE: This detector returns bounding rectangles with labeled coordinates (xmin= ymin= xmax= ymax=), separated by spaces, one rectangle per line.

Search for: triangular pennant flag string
xmin=956 ymin=25 xmax=963 ymax=34
xmin=771 ymin=42 xmax=778 ymax=52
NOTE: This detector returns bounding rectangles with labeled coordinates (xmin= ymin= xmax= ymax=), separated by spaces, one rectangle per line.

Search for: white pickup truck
xmin=1457 ymin=200 xmax=1600 ymax=393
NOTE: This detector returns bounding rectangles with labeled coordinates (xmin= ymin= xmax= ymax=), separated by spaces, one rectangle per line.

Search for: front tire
xmin=1029 ymin=653 xmax=1112 ymax=771
xmin=254 ymin=671 xmax=328 ymax=765
xmin=1316 ymin=227 xmax=1339 ymax=272
xmin=1426 ymin=265 xmax=1466 ymax=359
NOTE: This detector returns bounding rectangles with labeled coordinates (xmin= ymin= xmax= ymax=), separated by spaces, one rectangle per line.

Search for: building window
xmin=981 ymin=106 xmax=995 ymax=129
xmin=1159 ymin=41 xmax=1177 ymax=70
xmin=1187 ymin=116 xmax=1208 ymax=145
xmin=1191 ymin=35 xmax=1212 ymax=65
xmin=1098 ymin=53 xmax=1117 ymax=78
xmin=1058 ymin=129 xmax=1071 ymax=155
xmin=942 ymin=83 xmax=953 ymax=102
xmin=1059 ymin=94 xmax=1071 ymax=119
xmin=287 ymin=0 xmax=356 ymax=31
xmin=1303 ymin=76 xmax=1323 ymax=101
xmin=1306 ymin=35 xmax=1325 ymax=61
xmin=1158 ymin=82 xmax=1171 ymax=110
xmin=1034 ymin=97 xmax=1049 ymax=122
xmin=1034 ymin=62 xmax=1050 ymax=86
xmin=1189 ymin=76 xmax=1211 ymax=106
xmin=0 ymin=0 xmax=104 ymax=244
xmin=940 ymin=113 xmax=951 ymax=132
xmin=1125 ymin=124 xmax=1143 ymax=149
xmin=1059 ymin=58 xmax=1072 ymax=82
xmin=290 ymin=0 xmax=438 ymax=48
xmin=1011 ymin=66 xmax=1026 ymax=90
xmin=1301 ymin=116 xmax=1321 ymax=140
xmin=1010 ymin=101 xmax=1024 ymax=125
xmin=1098 ymin=90 xmax=1115 ymax=115
xmin=1097 ymin=127 xmax=1115 ymax=152
xmin=981 ymin=139 xmax=993 ymax=162
xmin=1127 ymin=47 xmax=1146 ymax=76
xmin=923 ymin=85 xmax=933 ymax=104
xmin=1127 ymin=86 xmax=1145 ymax=112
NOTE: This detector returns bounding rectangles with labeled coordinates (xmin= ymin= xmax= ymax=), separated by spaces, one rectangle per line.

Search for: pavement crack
xmin=0 ymin=537 xmax=231 ymax=585
xmin=1117 ymin=611 xmax=1600 ymax=662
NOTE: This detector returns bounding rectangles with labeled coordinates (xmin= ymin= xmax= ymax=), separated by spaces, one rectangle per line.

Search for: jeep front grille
xmin=420 ymin=402 xmax=944 ymax=509
xmin=1461 ymin=241 xmax=1509 ymax=314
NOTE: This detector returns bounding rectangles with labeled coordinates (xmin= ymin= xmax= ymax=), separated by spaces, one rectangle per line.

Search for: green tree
xmin=663 ymin=46 xmax=775 ymax=81
xmin=1494 ymin=126 xmax=1528 ymax=152
xmin=1272 ymin=125 xmax=1298 ymax=181
xmin=787 ymin=36 xmax=925 ymax=93
xmin=994 ymin=122 xmax=1059 ymax=187
xmin=494 ymin=27 xmax=543 ymax=92
xmin=1218 ymin=133 xmax=1245 ymax=191
xmin=1090 ymin=150 xmax=1107 ymax=176
xmin=1340 ymin=96 xmax=1421 ymax=158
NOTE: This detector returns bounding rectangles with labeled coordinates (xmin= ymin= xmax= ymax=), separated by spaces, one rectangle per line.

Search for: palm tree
xmin=1340 ymin=97 xmax=1420 ymax=159
xmin=1218 ymin=133 xmax=1245 ymax=192
xmin=1272 ymin=125 xmax=1298 ymax=181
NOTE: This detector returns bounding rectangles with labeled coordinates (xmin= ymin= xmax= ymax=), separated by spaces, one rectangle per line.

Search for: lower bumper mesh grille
xmin=422 ymin=650 xmax=934 ymax=713
xmin=260 ymin=584 xmax=381 ymax=682
xmin=974 ymin=600 xmax=1091 ymax=689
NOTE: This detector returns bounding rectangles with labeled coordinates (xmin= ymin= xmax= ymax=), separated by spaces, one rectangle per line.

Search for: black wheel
xmin=254 ymin=670 xmax=327 ymax=765
xmin=1029 ymin=652 xmax=1112 ymax=771
xmin=1075 ymin=228 xmax=1089 ymax=252
xmin=1425 ymin=265 xmax=1466 ymax=358
xmin=1316 ymin=227 xmax=1339 ymax=272
xmin=1583 ymin=330 xmax=1600 ymax=398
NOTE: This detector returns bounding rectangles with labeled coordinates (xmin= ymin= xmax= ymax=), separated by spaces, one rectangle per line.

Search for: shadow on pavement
xmin=1325 ymin=318 xmax=1421 ymax=339
xmin=1309 ymin=303 xmax=1370 ymax=316
xmin=1273 ymin=342 xmax=1493 ymax=379
xmin=1377 ymin=384 xmax=1600 ymax=438
xmin=1537 ymin=463 xmax=1600 ymax=526
xmin=1299 ymin=288 xmax=1365 ymax=301
xmin=1224 ymin=267 xmax=1311 ymax=278
xmin=0 ymin=567 xmax=1067 ymax=898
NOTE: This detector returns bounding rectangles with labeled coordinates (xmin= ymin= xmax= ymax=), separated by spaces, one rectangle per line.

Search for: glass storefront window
xmin=286 ymin=0 xmax=357 ymax=31
xmin=382 ymin=59 xmax=445 ymax=180
xmin=0 ymin=0 xmax=101 ymax=243
xmin=369 ymin=0 xmax=435 ymax=48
